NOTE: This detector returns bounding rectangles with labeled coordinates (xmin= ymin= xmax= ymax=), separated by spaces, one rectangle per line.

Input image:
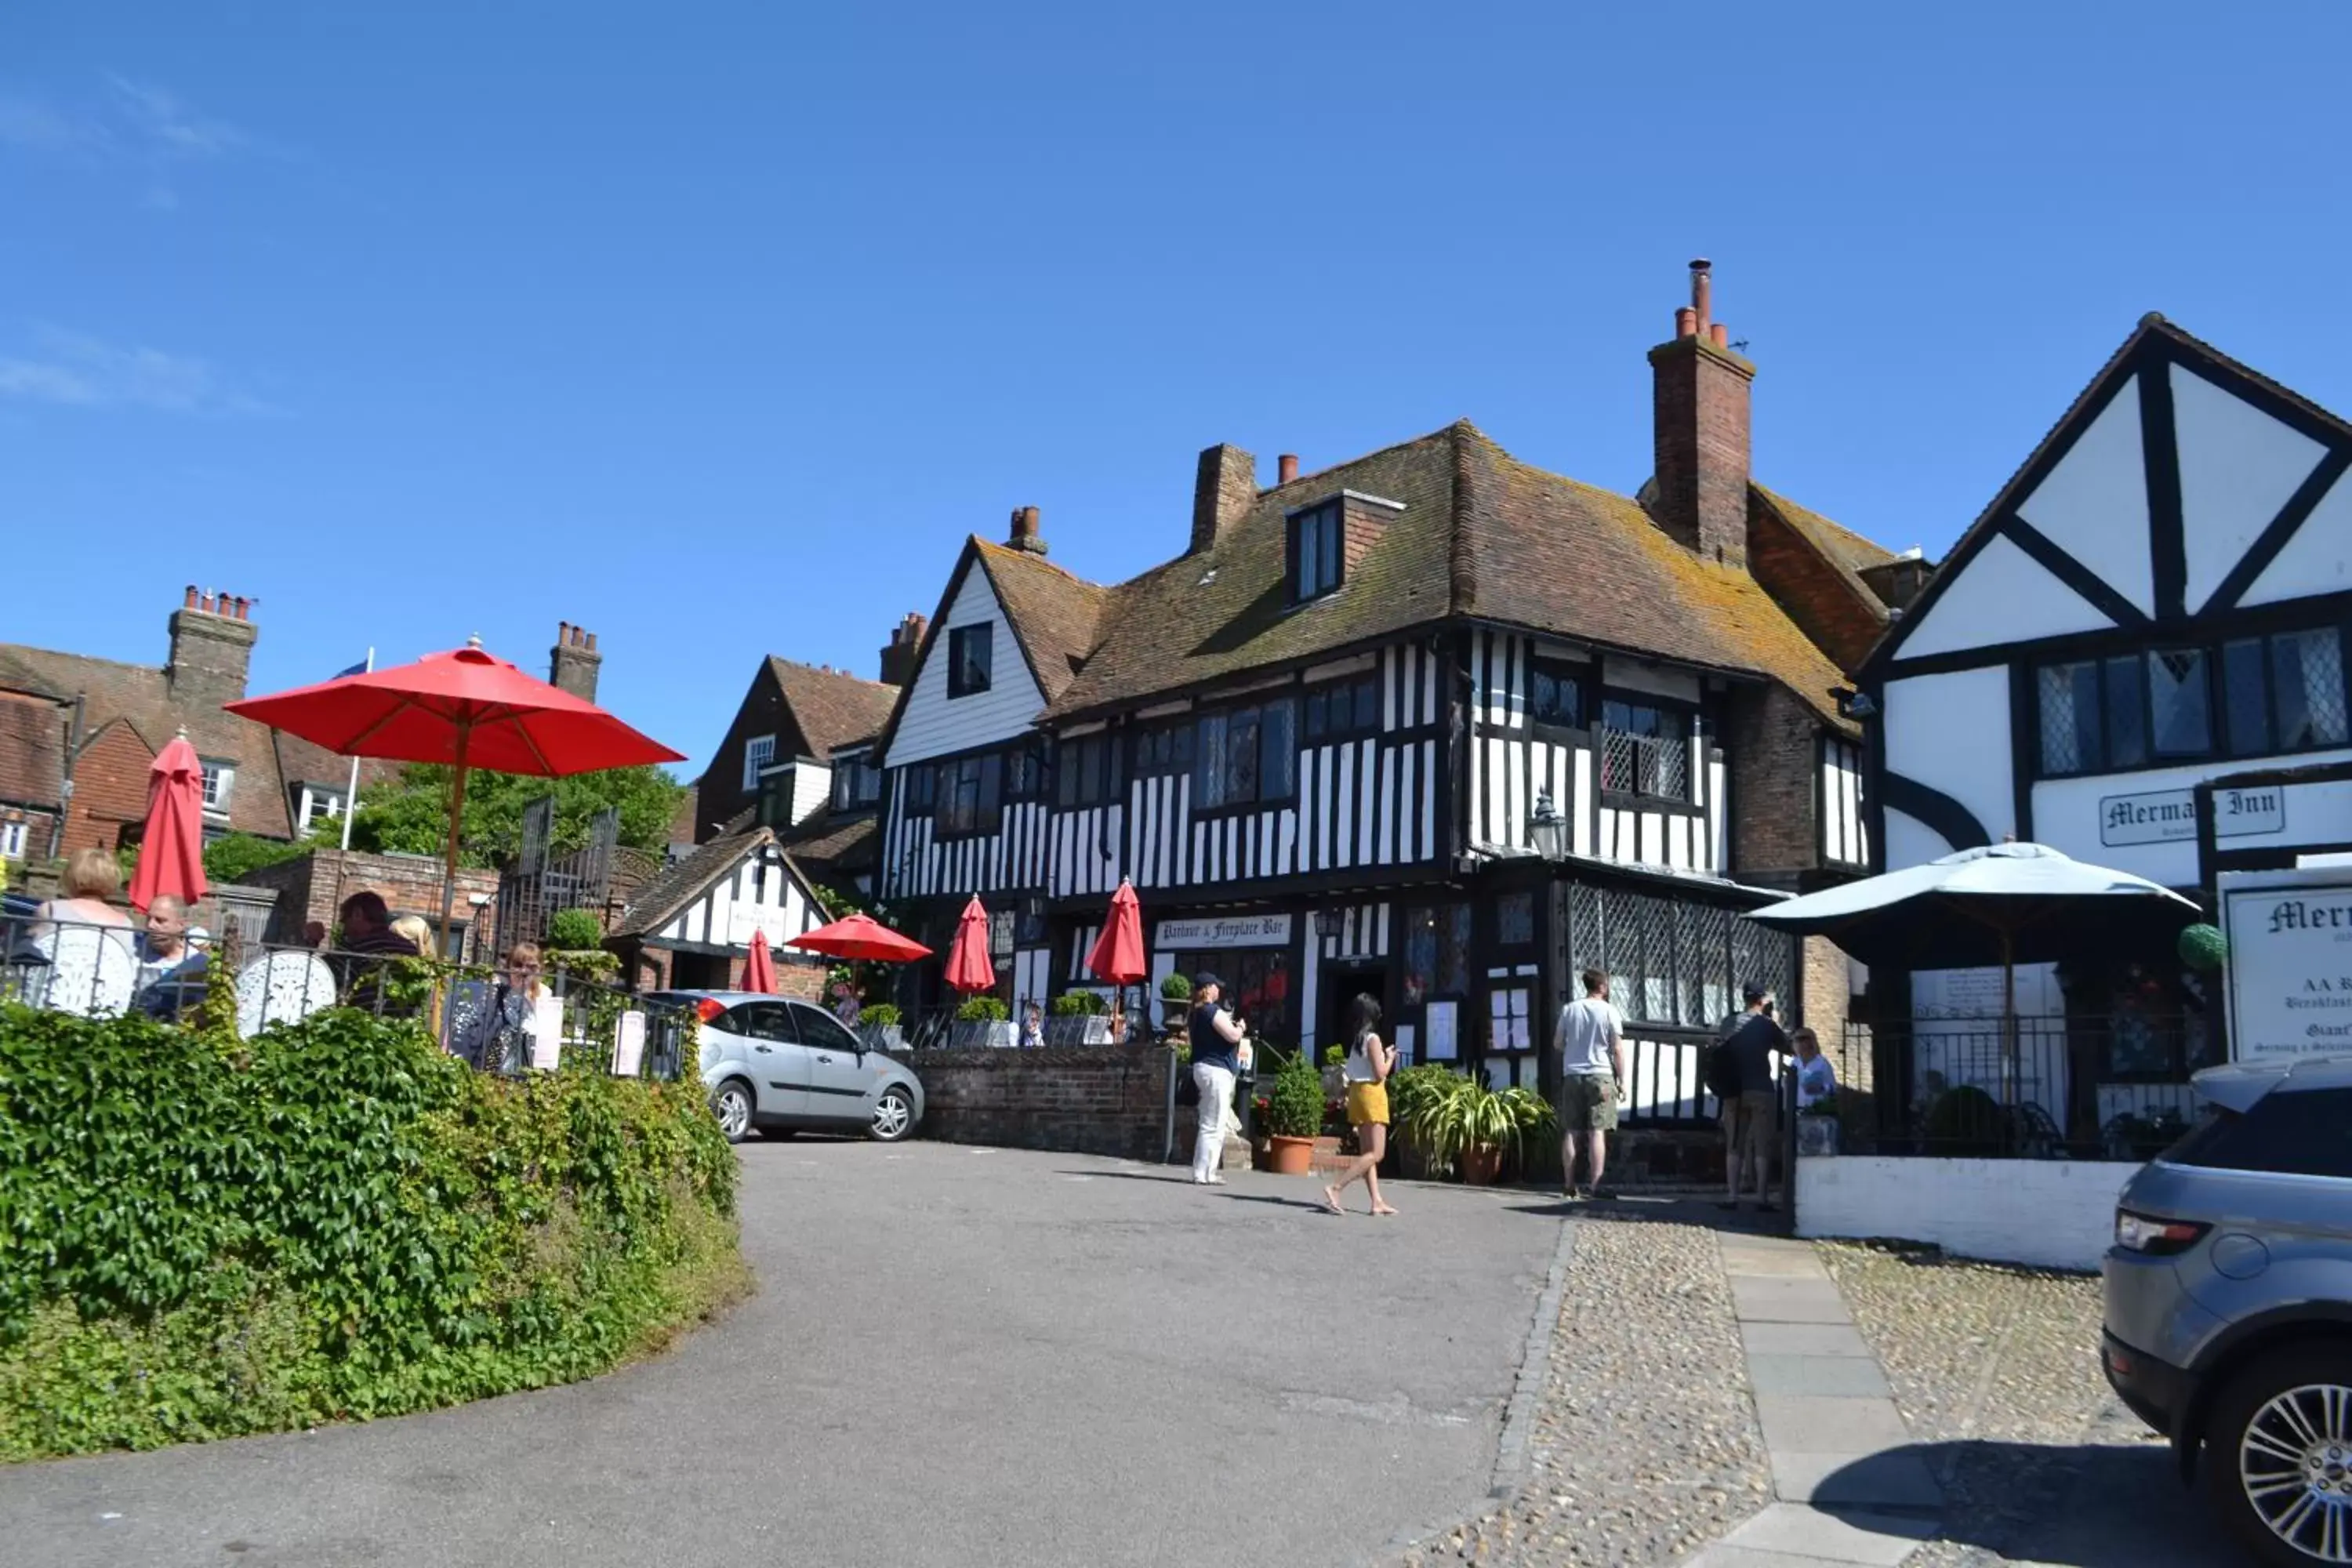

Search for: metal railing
xmin=1834 ymin=1014 xmax=2209 ymax=1160
xmin=877 ymin=1004 xmax=1157 ymax=1051
xmin=1 ymin=912 xmax=698 ymax=1082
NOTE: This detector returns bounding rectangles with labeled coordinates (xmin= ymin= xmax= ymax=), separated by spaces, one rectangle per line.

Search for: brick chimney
xmin=1646 ymin=259 xmax=1755 ymax=568
xmin=880 ymin=612 xmax=927 ymax=686
xmin=1191 ymin=444 xmax=1257 ymax=554
xmin=549 ymin=621 xmax=602 ymax=701
xmin=166 ymin=586 xmax=260 ymax=711
xmin=1006 ymin=505 xmax=1047 ymax=555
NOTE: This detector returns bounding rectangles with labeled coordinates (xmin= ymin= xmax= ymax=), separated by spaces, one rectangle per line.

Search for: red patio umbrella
xmin=742 ymin=928 xmax=778 ymax=994
xmin=1087 ymin=880 xmax=1147 ymax=1040
xmin=786 ymin=913 xmax=933 ymax=963
xmin=944 ymin=896 xmax=996 ymax=995
xmin=127 ymin=731 xmax=209 ymax=914
xmin=226 ymin=637 xmax=684 ymax=946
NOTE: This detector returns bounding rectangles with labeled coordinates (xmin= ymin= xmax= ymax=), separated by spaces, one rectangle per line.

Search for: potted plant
xmin=1260 ymin=1052 xmax=1323 ymax=1175
xmin=1051 ymin=989 xmax=1112 ymax=1044
xmin=1403 ymin=1073 xmax=1553 ymax=1185
xmin=859 ymin=1002 xmax=904 ymax=1052
xmin=1158 ymin=971 xmax=1192 ymax=1033
xmin=954 ymin=994 xmax=1012 ymax=1048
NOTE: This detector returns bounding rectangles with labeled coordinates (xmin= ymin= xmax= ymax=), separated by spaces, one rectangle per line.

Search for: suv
xmin=2103 ymin=1053 xmax=2352 ymax=1566
xmin=650 ymin=991 xmax=924 ymax=1145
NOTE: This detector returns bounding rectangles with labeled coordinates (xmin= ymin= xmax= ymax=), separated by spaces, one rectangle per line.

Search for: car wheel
xmin=2206 ymin=1343 xmax=2352 ymax=1566
xmin=869 ymin=1086 xmax=915 ymax=1143
xmin=711 ymin=1080 xmax=756 ymax=1144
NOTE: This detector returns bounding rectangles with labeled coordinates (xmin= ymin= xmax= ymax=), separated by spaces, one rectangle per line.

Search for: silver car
xmin=652 ymin=991 xmax=924 ymax=1145
xmin=2103 ymin=1052 xmax=2352 ymax=1567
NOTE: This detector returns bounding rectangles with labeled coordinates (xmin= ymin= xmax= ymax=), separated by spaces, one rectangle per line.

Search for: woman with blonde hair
xmin=458 ymin=942 xmax=553 ymax=1073
xmin=387 ymin=915 xmax=446 ymax=1040
xmin=33 ymin=847 xmax=137 ymax=1016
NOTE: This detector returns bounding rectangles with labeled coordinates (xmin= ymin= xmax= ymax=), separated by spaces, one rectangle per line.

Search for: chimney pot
xmin=1675 ymin=307 xmax=1697 ymax=339
xmin=183 ymin=585 xmax=199 ymax=610
xmin=1277 ymin=454 xmax=1299 ymax=485
xmin=586 ymin=631 xmax=597 ymax=652
xmin=1709 ymin=322 xmax=1730 ymax=349
xmin=1007 ymin=504 xmax=1046 ymax=554
xmin=1690 ymin=258 xmax=1712 ymax=332
xmin=558 ymin=620 xmax=571 ymax=645
xmin=1648 ymin=260 xmax=1753 ymax=569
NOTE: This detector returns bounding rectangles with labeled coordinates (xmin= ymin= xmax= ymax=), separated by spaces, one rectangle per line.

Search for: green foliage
xmin=1159 ymin=972 xmax=1192 ymax=1001
xmin=858 ymin=1004 xmax=901 ymax=1028
xmin=1322 ymin=1045 xmax=1345 ymax=1067
xmin=1399 ymin=1071 xmax=1555 ymax=1165
xmin=1050 ymin=991 xmax=1105 ymax=1017
xmin=2177 ymin=923 xmax=2228 ymax=972
xmin=954 ymin=996 xmax=1009 ymax=1023
xmin=0 ymin=1004 xmax=742 ymax=1458
xmin=201 ymin=831 xmax=321 ymax=887
xmin=341 ymin=764 xmax=684 ymax=871
xmin=1263 ymin=1053 xmax=1325 ymax=1139
xmin=546 ymin=908 xmax=604 ymax=952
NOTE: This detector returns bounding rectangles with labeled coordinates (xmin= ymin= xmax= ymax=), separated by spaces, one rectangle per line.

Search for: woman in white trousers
xmin=1187 ymin=974 xmax=1249 ymax=1184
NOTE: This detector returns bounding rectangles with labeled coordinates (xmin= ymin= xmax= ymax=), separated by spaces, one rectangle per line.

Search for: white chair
xmin=235 ymin=950 xmax=339 ymax=1038
xmin=40 ymin=925 xmax=139 ymax=1019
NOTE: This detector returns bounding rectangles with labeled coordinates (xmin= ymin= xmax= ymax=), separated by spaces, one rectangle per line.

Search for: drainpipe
xmin=50 ymin=695 xmax=84 ymax=862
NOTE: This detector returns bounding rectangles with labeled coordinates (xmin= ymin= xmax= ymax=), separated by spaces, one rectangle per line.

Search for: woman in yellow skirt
xmin=1323 ymin=994 xmax=1398 ymax=1216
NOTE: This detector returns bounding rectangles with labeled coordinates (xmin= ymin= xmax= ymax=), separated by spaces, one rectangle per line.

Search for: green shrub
xmin=1264 ymin=1054 xmax=1324 ymax=1138
xmin=1398 ymin=1072 xmax=1555 ymax=1165
xmin=1159 ymin=973 xmax=1192 ymax=1001
xmin=201 ymin=832 xmax=312 ymax=886
xmin=955 ymin=996 xmax=1009 ymax=1023
xmin=0 ymin=1003 xmax=744 ymax=1459
xmin=545 ymin=908 xmax=604 ymax=951
xmin=1322 ymin=1044 xmax=1345 ymax=1067
xmin=1050 ymin=991 xmax=1105 ymax=1017
xmin=859 ymin=1004 xmax=901 ymax=1028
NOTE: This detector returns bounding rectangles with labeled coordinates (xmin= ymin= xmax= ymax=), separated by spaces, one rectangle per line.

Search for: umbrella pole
xmin=2001 ymin=925 xmax=2019 ymax=1112
xmin=437 ymin=724 xmax=472 ymax=960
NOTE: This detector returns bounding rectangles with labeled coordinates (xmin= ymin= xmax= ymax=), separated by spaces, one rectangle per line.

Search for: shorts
xmin=1345 ymin=1082 xmax=1389 ymax=1127
xmin=1556 ymin=1073 xmax=1619 ymax=1131
xmin=1722 ymin=1088 xmax=1779 ymax=1145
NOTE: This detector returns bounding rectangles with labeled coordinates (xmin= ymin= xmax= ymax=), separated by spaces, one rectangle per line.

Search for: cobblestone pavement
xmin=1400 ymin=1200 xmax=1775 ymax=1567
xmin=1819 ymin=1241 xmax=2238 ymax=1566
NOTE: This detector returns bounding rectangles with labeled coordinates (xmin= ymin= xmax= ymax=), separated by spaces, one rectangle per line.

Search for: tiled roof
xmin=611 ymin=826 xmax=768 ymax=938
xmin=766 ymin=659 xmax=897 ymax=757
xmin=1045 ymin=423 xmax=1871 ymax=730
xmin=0 ymin=644 xmax=303 ymax=837
xmin=776 ymin=811 xmax=877 ymax=879
xmin=0 ymin=692 xmax=70 ymax=810
xmin=973 ymin=541 xmax=1115 ymax=702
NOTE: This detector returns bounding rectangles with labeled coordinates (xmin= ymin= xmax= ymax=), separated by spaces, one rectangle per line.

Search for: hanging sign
xmin=613 ymin=1011 xmax=646 ymax=1077
xmin=530 ymin=995 xmax=564 ymax=1072
xmin=2222 ymin=866 xmax=2352 ymax=1060
xmin=2100 ymin=783 xmax=2285 ymax=847
xmin=1154 ymin=913 xmax=1292 ymax=949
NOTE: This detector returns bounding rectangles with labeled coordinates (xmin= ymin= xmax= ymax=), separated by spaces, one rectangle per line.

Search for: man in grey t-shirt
xmin=1552 ymin=968 xmax=1628 ymax=1202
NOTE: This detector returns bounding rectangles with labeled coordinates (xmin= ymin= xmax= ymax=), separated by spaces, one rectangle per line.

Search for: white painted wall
xmin=1882 ymin=808 xmax=1952 ymax=870
xmin=2172 ymin=361 xmax=2325 ymax=615
xmin=2031 ymin=746 xmax=2352 ymax=887
xmin=2245 ymin=465 xmax=2352 ymax=607
xmin=1797 ymin=1155 xmax=2135 ymax=1270
xmin=886 ymin=561 xmax=1046 ymax=768
xmin=1881 ymin=665 xmax=2014 ymax=862
xmin=2016 ymin=372 xmax=2154 ymax=615
xmin=1897 ymin=533 xmax=2116 ymax=659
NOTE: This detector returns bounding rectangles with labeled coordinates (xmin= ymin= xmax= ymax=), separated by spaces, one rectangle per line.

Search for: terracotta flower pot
xmin=1460 ymin=1145 xmax=1504 ymax=1185
xmin=1265 ymin=1134 xmax=1316 ymax=1175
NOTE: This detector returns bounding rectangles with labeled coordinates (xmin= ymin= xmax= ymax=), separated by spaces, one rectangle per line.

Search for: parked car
xmin=2103 ymin=1053 xmax=2352 ymax=1567
xmin=648 ymin=990 xmax=924 ymax=1145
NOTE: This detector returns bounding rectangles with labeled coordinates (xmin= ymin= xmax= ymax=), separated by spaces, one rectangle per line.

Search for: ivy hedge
xmin=0 ymin=1000 xmax=746 ymax=1460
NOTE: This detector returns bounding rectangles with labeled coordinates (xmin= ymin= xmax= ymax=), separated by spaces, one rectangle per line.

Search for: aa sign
xmin=2220 ymin=867 xmax=2352 ymax=1061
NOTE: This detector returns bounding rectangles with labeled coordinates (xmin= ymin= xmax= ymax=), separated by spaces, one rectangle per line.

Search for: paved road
xmin=0 ymin=1142 xmax=1565 ymax=1568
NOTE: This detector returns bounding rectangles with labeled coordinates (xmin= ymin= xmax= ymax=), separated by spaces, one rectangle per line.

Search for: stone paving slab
xmin=1745 ymin=1354 xmax=1893 ymax=1398
xmin=1730 ymin=1277 xmax=1854 ymax=1323
xmin=1740 ymin=1323 xmax=1877 ymax=1358
xmin=1709 ymin=1503 xmax=1939 ymax=1566
xmin=1752 ymin=1393 xmax=1914 ymax=1454
xmin=1769 ymin=1451 xmax=1947 ymax=1509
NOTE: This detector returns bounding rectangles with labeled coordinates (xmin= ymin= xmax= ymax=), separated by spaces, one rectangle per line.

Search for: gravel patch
xmin=1399 ymin=1208 xmax=1772 ymax=1566
xmin=1817 ymin=1241 xmax=2161 ymax=1566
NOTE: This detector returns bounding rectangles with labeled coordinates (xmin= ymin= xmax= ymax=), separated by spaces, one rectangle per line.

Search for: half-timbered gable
xmin=1867 ymin=315 xmax=2352 ymax=892
xmin=607 ymin=826 xmax=833 ymax=993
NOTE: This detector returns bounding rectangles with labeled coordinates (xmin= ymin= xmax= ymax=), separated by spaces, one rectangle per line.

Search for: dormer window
xmin=1287 ymin=500 xmax=1343 ymax=604
xmin=948 ymin=624 xmax=993 ymax=697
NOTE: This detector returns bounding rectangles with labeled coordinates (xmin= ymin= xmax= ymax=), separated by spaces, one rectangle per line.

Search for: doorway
xmin=1320 ymin=964 xmax=1388 ymax=1057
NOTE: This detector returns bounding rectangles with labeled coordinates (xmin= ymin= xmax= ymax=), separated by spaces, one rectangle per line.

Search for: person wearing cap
xmin=1187 ymin=972 xmax=1249 ymax=1185
xmin=1715 ymin=983 xmax=1788 ymax=1212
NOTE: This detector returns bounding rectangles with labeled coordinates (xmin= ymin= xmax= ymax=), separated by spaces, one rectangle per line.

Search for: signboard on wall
xmin=2102 ymin=783 xmax=2284 ymax=847
xmin=1154 ymin=913 xmax=1292 ymax=950
xmin=2222 ymin=866 xmax=2352 ymax=1061
xmin=728 ymin=906 xmax=795 ymax=948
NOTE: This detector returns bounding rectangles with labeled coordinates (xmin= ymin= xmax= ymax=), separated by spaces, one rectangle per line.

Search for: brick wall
xmin=902 ymin=1045 xmax=1178 ymax=1162
xmin=59 ymin=721 xmax=156 ymax=858
xmin=1745 ymin=499 xmax=1884 ymax=674
xmin=1647 ymin=336 xmax=1755 ymax=568
xmin=164 ymin=604 xmax=258 ymax=716
xmin=1724 ymin=683 xmax=1820 ymax=886
xmin=238 ymin=849 xmax=502 ymax=948
xmin=1798 ymin=934 xmax=1857 ymax=1085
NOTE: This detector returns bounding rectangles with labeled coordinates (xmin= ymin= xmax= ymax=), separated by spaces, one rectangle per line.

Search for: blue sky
xmin=5 ymin=2 xmax=2347 ymax=782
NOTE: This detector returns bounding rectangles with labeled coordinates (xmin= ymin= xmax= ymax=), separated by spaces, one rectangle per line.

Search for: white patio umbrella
xmin=1746 ymin=842 xmax=2199 ymax=1094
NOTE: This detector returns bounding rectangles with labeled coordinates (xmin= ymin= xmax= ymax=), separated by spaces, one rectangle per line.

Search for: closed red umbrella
xmin=127 ymin=731 xmax=209 ymax=913
xmin=1085 ymin=880 xmax=1146 ymax=985
xmin=944 ymin=896 xmax=996 ymax=995
xmin=227 ymin=637 xmax=684 ymax=946
xmin=787 ymin=913 xmax=933 ymax=963
xmin=742 ymin=928 xmax=779 ymax=993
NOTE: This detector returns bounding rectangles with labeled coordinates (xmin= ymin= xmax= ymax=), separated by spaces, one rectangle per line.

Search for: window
xmin=1288 ymin=501 xmax=1343 ymax=603
xmin=724 ymin=1001 xmax=799 ymax=1044
xmin=1195 ymin=699 xmax=1296 ymax=810
xmin=790 ymin=1002 xmax=864 ymax=1055
xmin=948 ymin=624 xmax=993 ymax=698
xmin=299 ymin=787 xmax=345 ymax=830
xmin=0 ymin=822 xmax=25 ymax=860
xmin=1402 ymin=904 xmax=1474 ymax=1004
xmin=1599 ymin=700 xmax=1689 ymax=800
xmin=1057 ymin=735 xmax=1120 ymax=808
xmin=936 ymin=754 xmax=1004 ymax=838
xmin=1170 ymin=949 xmax=1294 ymax=1046
xmin=1007 ymin=741 xmax=1049 ymax=802
xmin=2041 ymin=634 xmax=2347 ymax=776
xmin=1304 ymin=677 xmax=1380 ymax=741
xmin=902 ymin=763 xmax=938 ymax=815
xmin=742 ymin=735 xmax=776 ymax=792
xmin=830 ymin=754 xmax=882 ymax=813
xmin=200 ymin=760 xmax=234 ymax=814
xmin=1496 ymin=892 xmax=1536 ymax=949
xmin=2169 ymin=1089 xmax=2352 ymax=1180
xmin=1530 ymin=660 xmax=1586 ymax=731
xmin=1137 ymin=724 xmax=1195 ymax=776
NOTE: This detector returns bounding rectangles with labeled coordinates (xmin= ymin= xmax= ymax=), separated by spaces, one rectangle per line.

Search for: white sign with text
xmin=2223 ymin=867 xmax=2352 ymax=1060
xmin=2100 ymin=783 xmax=2285 ymax=847
xmin=1153 ymin=913 xmax=1292 ymax=949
